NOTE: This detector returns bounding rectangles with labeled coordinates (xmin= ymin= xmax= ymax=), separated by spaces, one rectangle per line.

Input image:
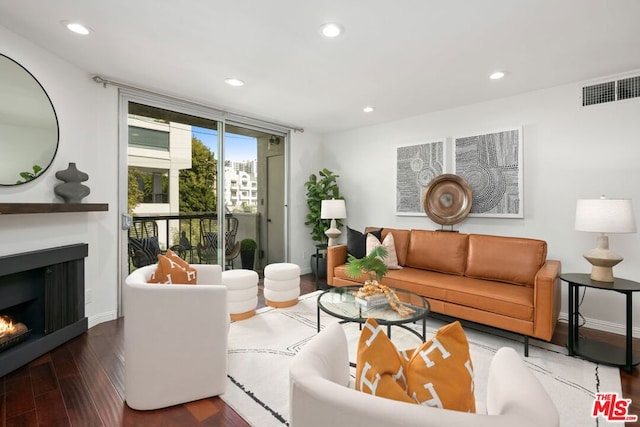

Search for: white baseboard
xmin=300 ymin=266 xmax=312 ymax=275
xmin=558 ymin=311 xmax=640 ymax=338
xmin=88 ymin=311 xmax=118 ymax=328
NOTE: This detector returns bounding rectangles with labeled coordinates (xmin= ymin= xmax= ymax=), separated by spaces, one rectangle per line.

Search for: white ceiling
xmin=1 ymin=0 xmax=639 ymax=134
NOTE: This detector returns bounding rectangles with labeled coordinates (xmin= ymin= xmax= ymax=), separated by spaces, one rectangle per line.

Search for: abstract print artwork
xmin=454 ymin=128 xmax=523 ymax=218
xmin=396 ymin=141 xmax=445 ymax=216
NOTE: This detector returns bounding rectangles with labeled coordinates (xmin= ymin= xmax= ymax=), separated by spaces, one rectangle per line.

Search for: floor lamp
xmin=575 ymin=196 xmax=637 ymax=282
xmin=321 ymin=199 xmax=346 ymax=247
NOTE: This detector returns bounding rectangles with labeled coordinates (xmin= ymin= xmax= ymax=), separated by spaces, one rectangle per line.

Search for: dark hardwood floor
xmin=2 ymin=273 xmax=639 ymax=426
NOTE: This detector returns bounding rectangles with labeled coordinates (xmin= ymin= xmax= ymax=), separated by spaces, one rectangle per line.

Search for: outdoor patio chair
xmin=196 ymin=216 xmax=241 ymax=269
xmin=128 ymin=219 xmax=186 ymax=270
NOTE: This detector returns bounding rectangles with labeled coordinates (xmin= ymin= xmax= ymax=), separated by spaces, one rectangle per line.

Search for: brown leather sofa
xmin=327 ymin=228 xmax=561 ymax=355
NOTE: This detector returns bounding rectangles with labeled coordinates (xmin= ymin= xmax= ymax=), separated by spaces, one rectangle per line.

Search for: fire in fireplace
xmin=0 ymin=314 xmax=30 ymax=353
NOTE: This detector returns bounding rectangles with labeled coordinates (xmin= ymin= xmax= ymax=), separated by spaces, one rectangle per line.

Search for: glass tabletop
xmin=317 ymin=285 xmax=430 ymax=325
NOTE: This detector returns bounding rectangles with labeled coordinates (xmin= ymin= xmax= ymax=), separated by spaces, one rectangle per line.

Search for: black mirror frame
xmin=0 ymin=53 xmax=60 ymax=187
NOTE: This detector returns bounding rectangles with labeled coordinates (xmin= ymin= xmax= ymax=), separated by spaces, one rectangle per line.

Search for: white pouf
xmin=221 ymin=269 xmax=259 ymax=320
xmin=264 ymin=263 xmax=300 ymax=308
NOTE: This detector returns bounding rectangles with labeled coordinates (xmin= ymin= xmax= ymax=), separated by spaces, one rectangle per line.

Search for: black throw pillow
xmin=347 ymin=227 xmax=382 ymax=259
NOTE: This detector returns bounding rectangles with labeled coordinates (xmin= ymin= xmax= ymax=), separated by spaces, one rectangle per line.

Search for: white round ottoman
xmin=264 ymin=263 xmax=300 ymax=308
xmin=221 ymin=269 xmax=259 ymax=321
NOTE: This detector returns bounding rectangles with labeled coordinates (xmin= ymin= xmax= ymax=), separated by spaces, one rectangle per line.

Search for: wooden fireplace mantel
xmin=0 ymin=203 xmax=109 ymax=214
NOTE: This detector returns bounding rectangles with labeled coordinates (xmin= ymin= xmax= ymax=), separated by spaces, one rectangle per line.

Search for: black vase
xmin=240 ymin=250 xmax=255 ymax=270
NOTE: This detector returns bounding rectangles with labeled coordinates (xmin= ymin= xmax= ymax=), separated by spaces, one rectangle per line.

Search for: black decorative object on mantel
xmin=54 ymin=162 xmax=90 ymax=203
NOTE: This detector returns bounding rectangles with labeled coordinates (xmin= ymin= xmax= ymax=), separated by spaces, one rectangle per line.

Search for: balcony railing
xmin=128 ymin=212 xmax=259 ymax=272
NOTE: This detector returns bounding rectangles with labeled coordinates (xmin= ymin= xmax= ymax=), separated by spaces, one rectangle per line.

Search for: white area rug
xmin=221 ymin=292 xmax=622 ymax=427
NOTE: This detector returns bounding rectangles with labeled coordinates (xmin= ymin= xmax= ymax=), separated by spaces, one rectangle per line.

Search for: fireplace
xmin=0 ymin=244 xmax=88 ymax=377
xmin=0 ymin=315 xmax=30 ymax=352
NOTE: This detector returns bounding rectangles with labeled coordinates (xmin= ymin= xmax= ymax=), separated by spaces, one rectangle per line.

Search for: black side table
xmin=561 ymin=273 xmax=640 ymax=373
xmin=315 ymin=244 xmax=328 ymax=290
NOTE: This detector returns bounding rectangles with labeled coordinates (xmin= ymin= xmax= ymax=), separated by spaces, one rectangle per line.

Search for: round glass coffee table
xmin=316 ymin=286 xmax=430 ymax=341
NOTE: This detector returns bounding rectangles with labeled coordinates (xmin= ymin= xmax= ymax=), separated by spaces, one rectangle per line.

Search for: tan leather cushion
xmin=405 ymin=230 xmax=468 ymax=275
xmin=332 ymin=266 xmax=534 ymax=322
xmin=465 ymin=234 xmax=547 ymax=286
xmin=383 ymin=268 xmax=533 ymax=321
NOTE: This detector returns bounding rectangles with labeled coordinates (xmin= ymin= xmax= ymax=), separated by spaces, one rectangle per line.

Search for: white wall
xmin=288 ymin=130 xmax=324 ymax=273
xmin=322 ymin=82 xmax=640 ymax=336
xmin=0 ymin=25 xmax=120 ymax=326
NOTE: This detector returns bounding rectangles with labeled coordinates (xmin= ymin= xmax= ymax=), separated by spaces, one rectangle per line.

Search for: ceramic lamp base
xmin=583 ymin=235 xmax=622 ymax=283
xmin=588 ymin=266 xmax=615 ymax=282
xmin=325 ymin=219 xmax=341 ymax=246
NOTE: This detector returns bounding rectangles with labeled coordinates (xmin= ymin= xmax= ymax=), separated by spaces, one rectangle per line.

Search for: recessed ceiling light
xmin=63 ymin=21 xmax=91 ymax=35
xmin=224 ymin=78 xmax=245 ymax=87
xmin=489 ymin=71 xmax=506 ymax=80
xmin=320 ymin=23 xmax=343 ymax=38
xmin=363 ymin=106 xmax=375 ymax=113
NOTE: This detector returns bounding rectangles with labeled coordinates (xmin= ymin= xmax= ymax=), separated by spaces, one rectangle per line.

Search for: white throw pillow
xmin=366 ymin=233 xmax=402 ymax=269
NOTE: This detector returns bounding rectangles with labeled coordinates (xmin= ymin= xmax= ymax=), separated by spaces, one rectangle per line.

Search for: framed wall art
xmin=453 ymin=128 xmax=523 ymax=218
xmin=396 ymin=140 xmax=446 ymax=216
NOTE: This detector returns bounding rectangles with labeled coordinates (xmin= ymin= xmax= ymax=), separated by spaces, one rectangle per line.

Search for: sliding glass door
xmin=126 ymin=101 xmax=221 ymax=268
xmin=118 ymin=91 xmax=287 ymax=315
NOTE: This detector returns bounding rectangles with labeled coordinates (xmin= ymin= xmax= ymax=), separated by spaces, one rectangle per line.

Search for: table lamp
xmin=574 ymin=196 xmax=637 ymax=282
xmin=321 ymin=199 xmax=346 ymax=246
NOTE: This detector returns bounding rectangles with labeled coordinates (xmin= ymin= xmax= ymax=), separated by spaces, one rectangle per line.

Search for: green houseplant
xmin=304 ymin=168 xmax=344 ymax=279
xmin=304 ymin=168 xmax=345 ymax=279
xmin=240 ymin=238 xmax=257 ymax=270
xmin=345 ymin=246 xmax=414 ymax=316
xmin=345 ymin=246 xmax=389 ymax=283
xmin=304 ymin=168 xmax=344 ymax=244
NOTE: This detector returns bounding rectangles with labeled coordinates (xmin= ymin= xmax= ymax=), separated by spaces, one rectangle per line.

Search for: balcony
xmin=128 ymin=212 xmax=260 ymax=272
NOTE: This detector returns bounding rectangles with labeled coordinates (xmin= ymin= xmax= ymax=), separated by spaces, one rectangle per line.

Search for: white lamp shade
xmin=575 ymin=198 xmax=637 ymax=233
xmin=320 ymin=199 xmax=346 ymax=219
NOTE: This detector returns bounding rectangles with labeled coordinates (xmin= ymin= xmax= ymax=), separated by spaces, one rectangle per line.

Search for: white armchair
xmin=124 ymin=264 xmax=229 ymax=410
xmin=289 ymin=321 xmax=559 ymax=427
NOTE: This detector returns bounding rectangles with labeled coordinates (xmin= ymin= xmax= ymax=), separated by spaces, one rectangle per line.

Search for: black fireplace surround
xmin=0 ymin=244 xmax=88 ymax=377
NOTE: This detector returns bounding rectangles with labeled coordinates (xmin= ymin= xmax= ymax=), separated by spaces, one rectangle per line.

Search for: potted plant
xmin=304 ymin=168 xmax=344 ymax=279
xmin=240 ymin=238 xmax=257 ymax=270
xmin=345 ymin=246 xmax=414 ymax=316
xmin=345 ymin=246 xmax=389 ymax=284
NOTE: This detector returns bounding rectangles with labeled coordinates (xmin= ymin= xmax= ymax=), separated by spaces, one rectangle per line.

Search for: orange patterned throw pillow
xmin=148 ymin=249 xmax=198 ymax=285
xmin=356 ymin=318 xmax=475 ymax=412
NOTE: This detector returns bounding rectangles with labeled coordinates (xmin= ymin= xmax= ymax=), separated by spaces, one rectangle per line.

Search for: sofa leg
xmin=524 ymin=336 xmax=529 ymax=357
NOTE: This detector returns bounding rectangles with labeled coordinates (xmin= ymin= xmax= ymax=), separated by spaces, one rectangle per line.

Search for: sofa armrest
xmin=532 ymin=260 xmax=561 ymax=341
xmin=327 ymin=244 xmax=347 ymax=286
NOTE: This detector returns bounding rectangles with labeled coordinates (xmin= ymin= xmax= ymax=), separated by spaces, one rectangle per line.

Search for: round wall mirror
xmin=0 ymin=54 xmax=59 ymax=186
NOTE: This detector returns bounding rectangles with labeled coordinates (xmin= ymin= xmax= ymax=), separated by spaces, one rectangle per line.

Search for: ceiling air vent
xmin=581 ymin=74 xmax=640 ymax=107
